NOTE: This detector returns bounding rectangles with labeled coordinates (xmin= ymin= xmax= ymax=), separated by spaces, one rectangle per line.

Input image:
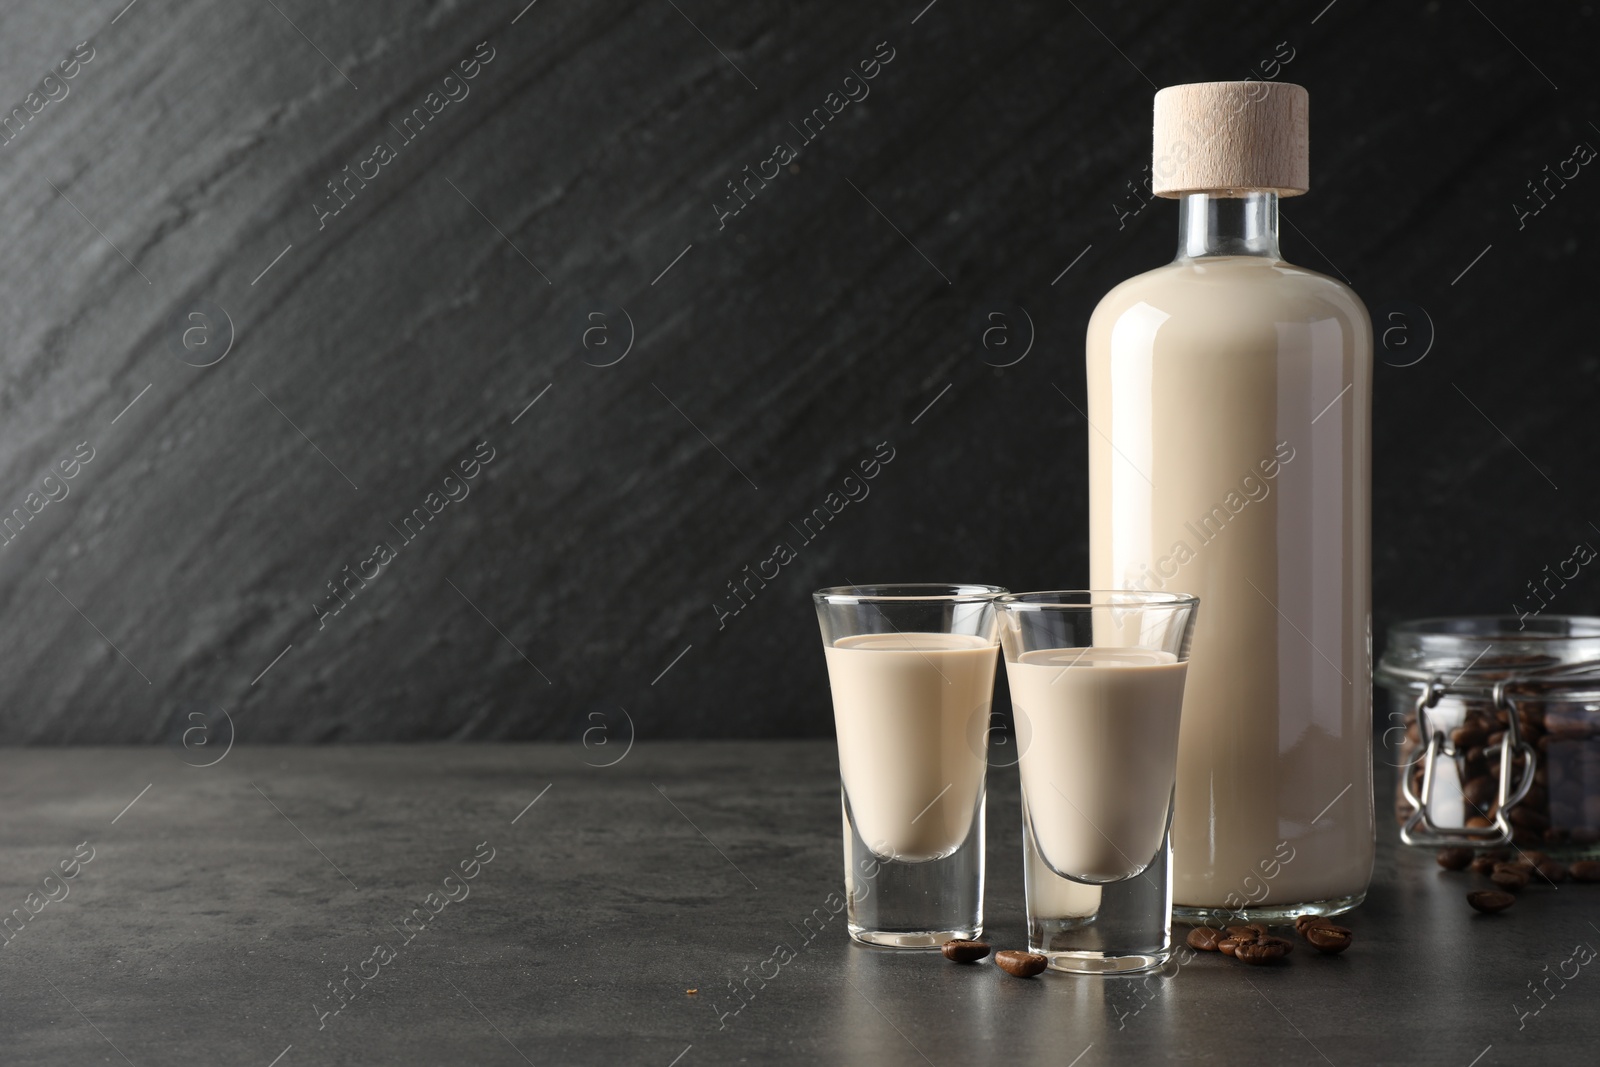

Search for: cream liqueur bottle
xmin=1087 ymin=82 xmax=1374 ymax=920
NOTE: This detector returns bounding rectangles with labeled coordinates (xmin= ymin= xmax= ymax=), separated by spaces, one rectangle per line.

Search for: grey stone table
xmin=0 ymin=743 xmax=1592 ymax=1065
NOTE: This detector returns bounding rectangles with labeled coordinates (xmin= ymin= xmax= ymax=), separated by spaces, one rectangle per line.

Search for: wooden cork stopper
xmin=1151 ymin=81 xmax=1309 ymax=198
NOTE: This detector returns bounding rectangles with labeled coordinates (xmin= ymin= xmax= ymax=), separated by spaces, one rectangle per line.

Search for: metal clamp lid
xmin=1398 ymin=676 xmax=1538 ymax=848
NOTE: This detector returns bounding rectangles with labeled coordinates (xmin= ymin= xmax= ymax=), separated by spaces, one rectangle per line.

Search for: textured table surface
xmin=0 ymin=743 xmax=1592 ymax=1065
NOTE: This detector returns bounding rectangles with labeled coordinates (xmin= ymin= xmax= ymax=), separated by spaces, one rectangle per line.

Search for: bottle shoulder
xmin=1089 ymin=257 xmax=1370 ymax=332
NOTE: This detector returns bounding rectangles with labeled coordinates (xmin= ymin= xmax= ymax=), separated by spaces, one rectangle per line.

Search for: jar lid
xmin=1376 ymin=615 xmax=1600 ymax=701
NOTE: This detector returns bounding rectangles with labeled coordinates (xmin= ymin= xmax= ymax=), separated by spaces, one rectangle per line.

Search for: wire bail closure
xmin=1399 ymin=676 xmax=1538 ymax=848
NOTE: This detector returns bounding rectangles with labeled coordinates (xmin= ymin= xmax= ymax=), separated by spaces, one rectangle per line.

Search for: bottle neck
xmin=1176 ymin=191 xmax=1281 ymax=260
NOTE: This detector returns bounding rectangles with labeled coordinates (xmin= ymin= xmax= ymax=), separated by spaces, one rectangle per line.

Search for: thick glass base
xmin=1171 ymin=890 xmax=1366 ymax=926
xmin=1024 ymin=794 xmax=1173 ymax=974
xmin=847 ymin=926 xmax=979 ymax=949
xmin=841 ymin=789 xmax=985 ymax=949
xmin=1041 ymin=948 xmax=1171 ymax=975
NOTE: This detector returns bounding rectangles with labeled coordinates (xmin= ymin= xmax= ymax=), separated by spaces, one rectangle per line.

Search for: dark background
xmin=1 ymin=0 xmax=1595 ymax=743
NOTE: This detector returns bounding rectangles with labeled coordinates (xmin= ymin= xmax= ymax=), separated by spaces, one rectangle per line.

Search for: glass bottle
xmin=1086 ymin=82 xmax=1374 ymax=921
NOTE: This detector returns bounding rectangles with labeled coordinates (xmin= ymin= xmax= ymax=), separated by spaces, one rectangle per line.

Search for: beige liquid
xmin=1087 ymin=255 xmax=1374 ymax=909
xmin=824 ymin=633 xmax=998 ymax=861
xmin=1009 ymin=649 xmax=1187 ymax=882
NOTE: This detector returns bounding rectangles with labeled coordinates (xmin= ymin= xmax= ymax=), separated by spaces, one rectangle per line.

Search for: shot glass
xmin=814 ymin=583 xmax=1005 ymax=948
xmin=996 ymin=590 xmax=1198 ymax=974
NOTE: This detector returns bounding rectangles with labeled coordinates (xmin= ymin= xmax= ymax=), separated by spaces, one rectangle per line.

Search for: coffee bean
xmin=1295 ymin=914 xmax=1335 ymax=934
xmin=1437 ymin=847 xmax=1474 ymax=871
xmin=1452 ymin=724 xmax=1488 ymax=749
xmin=941 ymin=939 xmax=990 ymax=963
xmin=1464 ymin=815 xmax=1493 ymax=829
xmin=1186 ymin=927 xmax=1224 ymax=951
xmin=1490 ymin=868 xmax=1529 ymax=891
xmin=1535 ymin=860 xmax=1568 ymax=884
xmin=1303 ymin=924 xmax=1353 ymax=954
xmin=1522 ymin=850 xmax=1550 ymax=866
xmin=1467 ymin=889 xmax=1516 ymax=914
xmin=1217 ymin=938 xmax=1241 ymax=957
xmin=1225 ymin=925 xmax=1256 ymax=940
xmin=1498 ymin=860 xmax=1535 ymax=877
xmin=1468 ymin=854 xmax=1498 ymax=875
xmin=1570 ymin=860 xmax=1600 ymax=883
xmin=994 ymin=950 xmax=1048 ymax=978
xmin=1234 ymin=940 xmax=1290 ymax=965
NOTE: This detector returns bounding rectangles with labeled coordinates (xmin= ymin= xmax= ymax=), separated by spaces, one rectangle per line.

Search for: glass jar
xmin=1375 ymin=615 xmax=1600 ymax=854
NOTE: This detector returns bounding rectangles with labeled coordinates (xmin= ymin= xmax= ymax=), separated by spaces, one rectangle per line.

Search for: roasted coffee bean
xmin=1225 ymin=925 xmax=1256 ymax=941
xmin=1465 ymin=815 xmax=1492 ymax=829
xmin=1467 ymin=853 xmax=1498 ymax=874
xmin=1467 ymin=889 xmax=1516 ymax=914
xmin=941 ymin=939 xmax=991 ymax=963
xmin=1295 ymin=914 xmax=1335 ymax=934
xmin=1569 ymin=860 xmax=1600 ymax=883
xmin=1303 ymin=924 xmax=1353 ymax=954
xmin=1186 ymin=927 xmax=1224 ymax=951
xmin=1490 ymin=868 xmax=1529 ymax=891
xmin=1437 ymin=847 xmax=1474 ymax=871
xmin=1452 ymin=724 xmax=1488 ymax=749
xmin=995 ymin=950 xmax=1048 ymax=978
xmin=1535 ymin=860 xmax=1568 ymax=884
xmin=1463 ymin=776 xmax=1497 ymax=808
xmin=1234 ymin=940 xmax=1290 ymax=965
xmin=1498 ymin=860 xmax=1535 ymax=876
xmin=1217 ymin=938 xmax=1241 ymax=957
xmin=1522 ymin=850 xmax=1549 ymax=866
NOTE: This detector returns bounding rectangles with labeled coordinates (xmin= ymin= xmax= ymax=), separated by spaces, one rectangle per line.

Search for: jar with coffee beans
xmin=1376 ymin=616 xmax=1600 ymax=856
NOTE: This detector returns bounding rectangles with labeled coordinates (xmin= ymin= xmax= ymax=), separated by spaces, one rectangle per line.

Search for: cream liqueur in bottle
xmin=1086 ymin=82 xmax=1374 ymax=919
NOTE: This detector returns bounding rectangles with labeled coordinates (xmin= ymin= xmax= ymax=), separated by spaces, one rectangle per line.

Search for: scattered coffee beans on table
xmin=994 ymin=950 xmax=1048 ymax=978
xmin=1187 ymin=921 xmax=1311 ymax=965
xmin=1571 ymin=860 xmax=1600 ymax=883
xmin=1467 ymin=889 xmax=1516 ymax=914
xmin=940 ymin=939 xmax=991 ymax=963
xmin=1436 ymin=846 xmax=1600 ymax=910
xmin=1302 ymin=923 xmax=1354 ymax=954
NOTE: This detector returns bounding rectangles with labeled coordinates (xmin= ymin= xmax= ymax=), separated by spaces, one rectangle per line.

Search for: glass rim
xmin=812 ymin=582 xmax=1007 ymax=604
xmin=1387 ymin=615 xmax=1600 ymax=641
xmin=995 ymin=589 xmax=1199 ymax=611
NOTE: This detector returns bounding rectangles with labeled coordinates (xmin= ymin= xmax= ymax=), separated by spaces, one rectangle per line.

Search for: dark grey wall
xmin=2 ymin=0 xmax=1596 ymax=743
